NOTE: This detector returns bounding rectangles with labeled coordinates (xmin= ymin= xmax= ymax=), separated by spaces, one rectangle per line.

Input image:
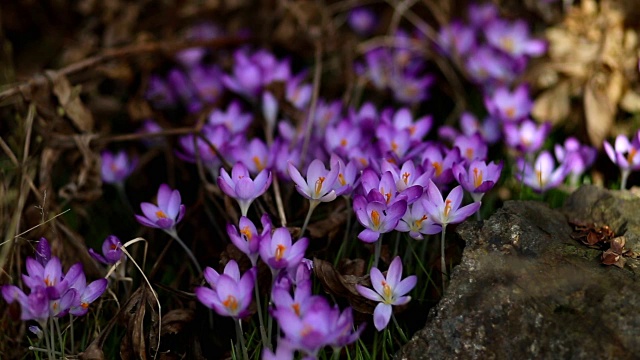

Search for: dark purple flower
xmin=35 ymin=238 xmax=51 ymax=267
xmin=421 ymin=145 xmax=461 ymax=186
xmin=325 ymin=120 xmax=362 ymax=157
xmin=89 ymin=235 xmax=125 ymax=265
xmin=68 ymin=272 xmax=107 ymax=316
xmin=135 ymin=184 xmax=186 ymax=230
xmin=356 ymin=256 xmax=416 ymax=331
xmin=465 ymin=45 xmax=516 ymax=85
xmin=383 ymin=108 xmax=432 ymax=141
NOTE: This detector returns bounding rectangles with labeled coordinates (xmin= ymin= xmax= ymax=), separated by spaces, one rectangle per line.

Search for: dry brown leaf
xmin=620 ymin=89 xmax=640 ymax=112
xmin=584 ymin=77 xmax=616 ymax=147
xmin=49 ymin=72 xmax=95 ymax=132
xmin=161 ymin=309 xmax=194 ymax=336
xmin=313 ymin=257 xmax=376 ymax=314
xmin=532 ymin=81 xmax=570 ymax=124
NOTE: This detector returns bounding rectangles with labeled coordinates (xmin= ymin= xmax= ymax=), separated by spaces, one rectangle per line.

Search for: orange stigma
xmin=223 ymin=295 xmax=239 ymax=312
xmin=415 ymin=214 xmax=428 ymax=228
xmin=433 ymin=162 xmax=443 ymax=177
xmin=501 ymin=37 xmax=515 ymax=53
xmin=252 ymin=156 xmax=264 ymax=172
xmin=292 ymin=303 xmax=301 ymax=316
xmin=240 ymin=226 xmax=252 ymax=240
xmin=81 ymin=302 xmax=89 ymax=309
xmin=408 ymin=125 xmax=416 ymax=136
xmin=382 ymin=280 xmax=392 ymax=299
xmin=391 ymin=141 xmax=399 ymax=153
xmin=275 ymin=244 xmax=287 ymax=261
xmin=627 ymin=148 xmax=638 ymax=163
xmin=505 ymin=107 xmax=516 ymax=119
xmin=465 ymin=148 xmax=474 ymax=160
xmin=444 ymin=199 xmax=452 ymax=218
xmin=402 ymin=172 xmax=411 ymax=185
xmin=314 ymin=176 xmax=326 ymax=197
xmin=473 ymin=168 xmax=483 ymax=188
xmin=371 ymin=210 xmax=381 ymax=228
xmin=338 ymin=173 xmax=346 ymax=186
xmin=340 ymin=138 xmax=348 ymax=147
xmin=155 ymin=210 xmax=168 ymax=219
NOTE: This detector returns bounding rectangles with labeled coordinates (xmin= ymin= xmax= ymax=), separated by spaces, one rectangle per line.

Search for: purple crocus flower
xmin=187 ymin=64 xmax=224 ymax=106
xmin=285 ymin=73 xmax=313 ymax=110
xmin=453 ymin=160 xmax=503 ymax=203
xmin=218 ymin=161 xmax=272 ymax=216
xmin=353 ymin=191 xmax=407 ymax=243
xmin=195 ymin=260 xmax=255 ymax=319
xmin=421 ymin=145 xmax=461 ymax=186
xmin=35 ymin=238 xmax=51 ymax=267
xmin=423 ymin=180 xmax=481 ymax=227
xmin=227 ymin=214 xmax=272 ymax=266
xmin=259 ymin=227 xmax=309 ymax=272
xmin=68 ymin=272 xmax=108 ymax=317
xmin=325 ymin=120 xmax=362 ymax=157
xmin=555 ymin=137 xmax=596 ymax=186
xmin=145 ymin=75 xmax=177 ymax=109
xmin=465 ymin=45 xmax=516 ymax=85
xmin=485 ymin=19 xmax=546 ymax=58
xmin=176 ymin=124 xmax=242 ymax=178
xmin=288 ymin=159 xmax=339 ymax=205
xmin=2 ymin=285 xmax=50 ymax=321
xmin=485 ymin=85 xmax=533 ymax=123
xmin=272 ymin=278 xmax=313 ymax=317
xmin=437 ymin=21 xmax=476 ymax=57
xmin=603 ymin=132 xmax=640 ymax=189
xmin=89 ymin=235 xmax=125 ymax=265
xmin=381 ymin=160 xmax=430 ymax=193
xmin=515 ymin=151 xmax=568 ymax=193
xmin=208 ymin=101 xmax=253 ymax=134
xmin=396 ymin=197 xmax=441 ymax=240
xmin=468 ymin=3 xmax=498 ymax=28
xmin=232 ymin=138 xmax=270 ymax=174
xmin=348 ymin=7 xmax=377 ymax=36
xmin=454 ymin=133 xmax=488 ymax=162
xmin=390 ymin=74 xmax=435 ymax=105
xmin=222 ymin=49 xmax=291 ymax=99
xmin=503 ymin=119 xmax=551 ymax=155
xmin=101 ymin=150 xmax=137 ymax=185
xmin=356 ymin=256 xmax=416 ymax=331
xmin=135 ymin=183 xmax=185 ymax=230
xmin=375 ymin=124 xmax=412 ymax=161
xmin=383 ymin=108 xmax=432 ymax=141
xmin=361 ymin=168 xmax=422 ymax=205
xmin=330 ymin=154 xmax=359 ymax=197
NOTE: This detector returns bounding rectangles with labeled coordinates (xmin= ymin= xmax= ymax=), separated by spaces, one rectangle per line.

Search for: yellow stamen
xmin=473 ymin=168 xmax=483 ymax=189
xmin=391 ymin=141 xmax=399 ymax=153
xmin=444 ymin=199 xmax=452 ymax=218
xmin=275 ymin=244 xmax=286 ymax=261
xmin=240 ymin=226 xmax=252 ymax=240
xmin=338 ymin=173 xmax=346 ymax=186
xmin=252 ymin=156 xmax=264 ymax=172
xmin=536 ymin=169 xmax=544 ymax=188
xmin=501 ymin=37 xmax=514 ymax=53
xmin=314 ymin=176 xmax=326 ymax=197
xmin=433 ymin=162 xmax=443 ymax=177
xmin=408 ymin=125 xmax=416 ymax=136
xmin=382 ymin=280 xmax=392 ymax=300
xmin=358 ymin=158 xmax=368 ymax=167
xmin=402 ymin=172 xmax=411 ymax=185
xmin=340 ymin=138 xmax=348 ymax=147
xmin=53 ymin=302 xmax=58 ymax=311
xmin=223 ymin=295 xmax=239 ymax=312
xmin=44 ymin=277 xmax=52 ymax=286
xmin=627 ymin=148 xmax=638 ymax=164
xmin=505 ymin=107 xmax=516 ymax=119
xmin=155 ymin=210 xmax=168 ymax=219
xmin=371 ymin=210 xmax=381 ymax=228
xmin=415 ymin=214 xmax=428 ymax=228
xmin=465 ymin=148 xmax=474 ymax=160
xmin=300 ymin=325 xmax=313 ymax=337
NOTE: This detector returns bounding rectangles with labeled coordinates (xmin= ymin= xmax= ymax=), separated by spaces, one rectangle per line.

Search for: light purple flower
xmin=227 ymin=214 xmax=271 ymax=266
xmin=454 ymin=133 xmax=488 ymax=162
xmin=453 ymin=160 xmax=503 ymax=202
xmin=330 ymin=154 xmax=359 ymax=197
xmin=383 ymin=108 xmax=432 ymax=141
xmin=208 ymin=101 xmax=252 ymax=134
xmin=485 ymin=19 xmax=546 ymax=58
xmin=381 ymin=160 xmax=430 ymax=193
xmin=195 ymin=260 xmax=255 ymax=319
xmin=68 ymin=272 xmax=108 ymax=316
xmin=35 ymin=238 xmax=51 ymax=267
xmin=421 ymin=145 xmax=461 ymax=186
xmin=222 ymin=49 xmax=291 ymax=99
xmin=515 ymin=151 xmax=568 ymax=193
xmin=503 ymin=119 xmax=551 ymax=155
xmin=465 ymin=45 xmax=516 ymax=85
xmin=468 ymin=3 xmax=498 ymax=28
xmin=259 ymin=228 xmax=309 ymax=271
xmin=218 ymin=162 xmax=272 ymax=216
xmin=353 ymin=191 xmax=407 ymax=243
xmin=423 ymin=180 xmax=481 ymax=227
xmin=101 ymin=150 xmax=137 ymax=185
xmin=485 ymin=85 xmax=533 ymax=123
xmin=437 ymin=21 xmax=476 ymax=57
xmin=555 ymin=137 xmax=596 ymax=186
xmin=135 ymin=184 xmax=186 ymax=230
xmin=232 ymin=138 xmax=270 ymax=174
xmin=356 ymin=256 xmax=416 ymax=331
xmin=348 ymin=7 xmax=377 ymax=36
xmin=89 ymin=235 xmax=125 ymax=265
xmin=396 ymin=197 xmax=441 ymax=240
xmin=325 ymin=120 xmax=362 ymax=157
xmin=288 ymin=159 xmax=339 ymax=204
xmin=603 ymin=133 xmax=640 ymax=172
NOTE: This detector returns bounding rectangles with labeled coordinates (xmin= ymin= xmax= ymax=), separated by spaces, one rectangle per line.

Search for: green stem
xmin=391 ymin=314 xmax=408 ymax=343
xmin=253 ymin=276 xmax=271 ymax=350
xmin=70 ymin=315 xmax=75 ymax=353
xmin=393 ymin=231 xmax=401 ymax=257
xmin=166 ymin=229 xmax=202 ymax=275
xmin=54 ymin=318 xmax=65 ymax=358
xmin=300 ymin=200 xmax=319 ymax=236
xmin=334 ymin=198 xmax=352 ymax=267
xmin=621 ymin=169 xmax=630 ymax=190
xmin=41 ymin=320 xmax=54 ymax=360
xmin=235 ymin=319 xmax=249 ymax=360
xmin=372 ymin=237 xmax=382 ymax=269
xmin=441 ymin=225 xmax=447 ymax=291
xmin=49 ymin=317 xmax=56 ymax=360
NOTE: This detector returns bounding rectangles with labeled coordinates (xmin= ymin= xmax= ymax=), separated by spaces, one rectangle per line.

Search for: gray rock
xmin=397 ymin=188 xmax=640 ymax=360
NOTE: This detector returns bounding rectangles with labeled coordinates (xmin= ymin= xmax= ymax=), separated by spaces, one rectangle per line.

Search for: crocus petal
xmin=166 ymin=190 xmax=182 ymax=220
xmin=373 ymin=303 xmax=392 ymax=331
xmin=140 ymin=202 xmax=162 ymax=222
xmin=135 ymin=214 xmax=159 ymax=228
xmin=157 ymin=184 xmax=172 ymax=209
xmin=83 ymin=279 xmax=108 ymax=304
xmin=386 ymin=257 xmax=403 ymax=288
xmin=449 ymin=202 xmax=481 ymax=224
xmin=369 ymin=267 xmax=386 ymax=296
xmin=224 ymin=260 xmax=241 ymax=282
xmin=287 ymin=162 xmax=307 ymax=190
xmin=358 ymin=229 xmax=380 ymax=243
xmin=394 ymin=275 xmax=417 ymax=298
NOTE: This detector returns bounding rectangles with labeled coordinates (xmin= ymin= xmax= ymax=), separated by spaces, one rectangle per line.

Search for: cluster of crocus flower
xmin=2 ymin=238 xmax=107 ymax=350
xmin=604 ymin=131 xmax=640 ymax=189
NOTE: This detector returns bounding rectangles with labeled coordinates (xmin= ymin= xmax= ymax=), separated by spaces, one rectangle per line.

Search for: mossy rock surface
xmin=396 ymin=186 xmax=640 ymax=360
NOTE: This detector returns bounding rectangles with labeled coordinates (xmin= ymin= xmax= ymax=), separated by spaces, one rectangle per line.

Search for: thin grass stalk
xmin=253 ymin=278 xmax=270 ymax=351
xmin=54 ymin=318 xmax=65 ymax=358
xmin=235 ymin=319 xmax=249 ymax=360
xmin=372 ymin=237 xmax=382 ymax=269
xmin=300 ymin=200 xmax=319 ymax=237
xmin=440 ymin=225 xmax=447 ymax=291
xmin=165 ymin=229 xmax=202 ymax=275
